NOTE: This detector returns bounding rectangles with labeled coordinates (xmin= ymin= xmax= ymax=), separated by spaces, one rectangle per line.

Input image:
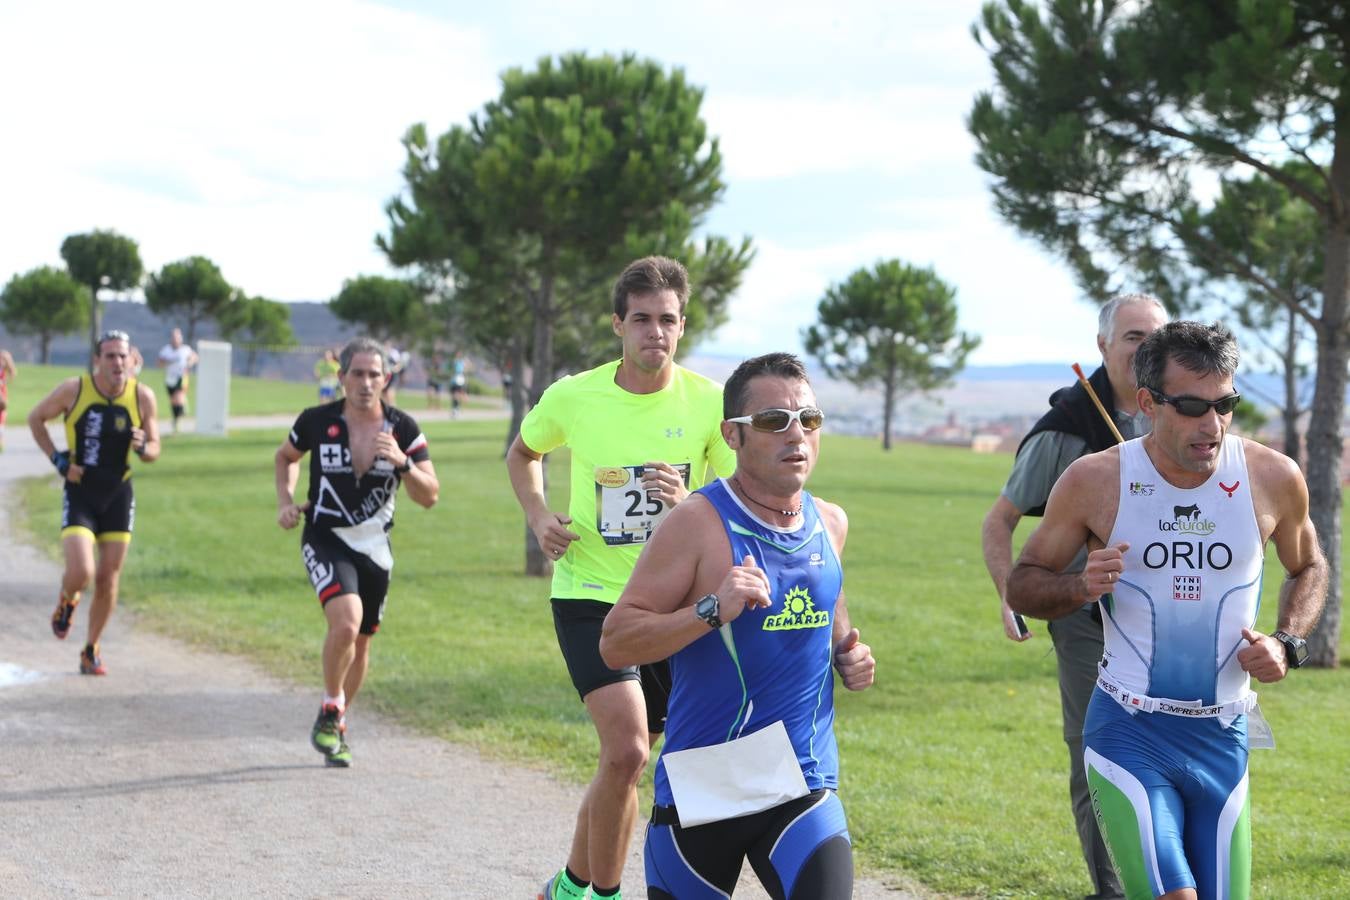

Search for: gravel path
xmin=0 ymin=417 xmax=918 ymax=898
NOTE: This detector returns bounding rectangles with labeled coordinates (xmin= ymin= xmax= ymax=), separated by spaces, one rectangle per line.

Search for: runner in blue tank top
xmin=1007 ymin=322 xmax=1326 ymax=900
xmin=601 ymin=352 xmax=876 ymax=899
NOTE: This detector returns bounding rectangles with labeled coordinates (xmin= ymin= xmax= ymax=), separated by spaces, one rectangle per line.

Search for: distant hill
xmin=3 ymin=308 xmax=1328 ymax=434
xmin=0 ymin=300 xmax=360 ymax=381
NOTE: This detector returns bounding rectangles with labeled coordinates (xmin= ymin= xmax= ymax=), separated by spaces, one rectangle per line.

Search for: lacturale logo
xmin=763 ymin=585 xmax=830 ymax=631
xmin=1158 ymin=503 xmax=1216 ymax=535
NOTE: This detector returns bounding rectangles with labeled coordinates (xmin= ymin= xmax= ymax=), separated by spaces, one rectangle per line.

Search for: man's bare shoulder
xmin=804 ymin=496 xmax=847 ymax=553
xmin=657 ymin=491 xmax=720 ymax=541
xmin=1240 ymin=436 xmax=1302 ymax=484
xmin=1058 ymin=444 xmax=1122 ymax=486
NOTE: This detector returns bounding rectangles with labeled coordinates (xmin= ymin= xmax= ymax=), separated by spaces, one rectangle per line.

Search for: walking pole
xmin=1071 ymin=363 xmax=1125 ymax=445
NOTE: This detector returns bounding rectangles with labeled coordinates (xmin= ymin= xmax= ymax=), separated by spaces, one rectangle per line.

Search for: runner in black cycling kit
xmin=275 ymin=337 xmax=439 ymax=768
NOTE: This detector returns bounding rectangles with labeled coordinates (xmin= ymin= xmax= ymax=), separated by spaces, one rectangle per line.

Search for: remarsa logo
xmin=1158 ymin=503 xmax=1216 ymax=536
xmin=1142 ymin=541 xmax=1232 ymax=570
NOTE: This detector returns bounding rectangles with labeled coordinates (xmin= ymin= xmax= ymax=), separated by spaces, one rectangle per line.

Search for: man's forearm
xmin=402 ymin=463 xmax=439 ymax=508
xmin=1277 ymin=555 xmax=1328 ymax=637
xmin=1005 ymin=563 xmax=1090 ymax=620
xmin=274 ymin=457 xmax=298 ymax=506
xmin=981 ymin=520 xmax=1014 ymax=600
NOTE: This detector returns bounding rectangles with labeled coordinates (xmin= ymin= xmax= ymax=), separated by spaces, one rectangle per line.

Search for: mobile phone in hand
xmin=1013 ymin=613 xmax=1029 ymax=638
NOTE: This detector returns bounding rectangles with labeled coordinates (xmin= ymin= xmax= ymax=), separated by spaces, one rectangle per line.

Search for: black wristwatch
xmin=694 ymin=593 xmax=722 ymax=630
xmin=1271 ymin=630 xmax=1309 ymax=668
xmin=395 ymin=457 xmax=412 ymax=473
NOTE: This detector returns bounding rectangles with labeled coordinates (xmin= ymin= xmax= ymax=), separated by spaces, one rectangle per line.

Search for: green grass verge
xmin=13 ymin=416 xmax=1349 ymax=898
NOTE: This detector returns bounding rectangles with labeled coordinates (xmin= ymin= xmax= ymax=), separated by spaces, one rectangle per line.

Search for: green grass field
xmin=12 ymin=376 xmax=1350 ymax=897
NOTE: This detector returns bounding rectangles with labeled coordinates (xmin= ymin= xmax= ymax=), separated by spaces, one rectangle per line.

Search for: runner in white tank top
xmin=1005 ymin=322 xmax=1326 ymax=900
xmin=1102 ymin=435 xmax=1262 ymax=707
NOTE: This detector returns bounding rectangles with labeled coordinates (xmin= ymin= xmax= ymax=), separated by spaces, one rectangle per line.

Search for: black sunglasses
xmin=1149 ymin=389 xmax=1241 ymax=417
xmin=726 ymin=407 xmax=825 ymax=432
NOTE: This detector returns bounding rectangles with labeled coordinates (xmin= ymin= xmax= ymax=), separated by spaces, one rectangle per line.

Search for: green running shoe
xmin=325 ymin=740 xmax=352 ymax=768
xmin=538 ymin=870 xmax=590 ymax=900
xmin=310 ymin=704 xmax=343 ymax=756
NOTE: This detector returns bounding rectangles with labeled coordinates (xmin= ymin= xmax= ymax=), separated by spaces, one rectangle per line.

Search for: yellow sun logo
xmin=763 ymin=584 xmax=829 ymax=631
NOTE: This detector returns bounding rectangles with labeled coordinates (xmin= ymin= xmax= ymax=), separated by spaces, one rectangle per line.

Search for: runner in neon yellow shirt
xmin=508 ymin=256 xmax=734 ymax=900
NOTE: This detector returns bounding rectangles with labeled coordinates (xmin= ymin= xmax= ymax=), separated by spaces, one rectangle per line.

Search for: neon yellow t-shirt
xmin=519 ymin=359 xmax=736 ymax=604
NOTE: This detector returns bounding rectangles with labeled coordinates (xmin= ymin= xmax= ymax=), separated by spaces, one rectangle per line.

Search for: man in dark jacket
xmin=981 ymin=293 xmax=1166 ymax=900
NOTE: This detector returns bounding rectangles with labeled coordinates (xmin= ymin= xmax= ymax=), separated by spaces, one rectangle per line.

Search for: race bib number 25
xmin=595 ymin=463 xmax=691 ymax=546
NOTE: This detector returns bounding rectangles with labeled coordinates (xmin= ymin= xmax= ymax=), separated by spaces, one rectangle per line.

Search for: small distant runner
xmin=315 ymin=348 xmax=341 ymax=402
xmin=157 ymin=327 xmax=198 ymax=434
xmin=0 ymin=347 xmax=16 ymax=452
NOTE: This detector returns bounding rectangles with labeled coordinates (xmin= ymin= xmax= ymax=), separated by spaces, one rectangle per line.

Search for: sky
xmin=0 ymin=0 xmax=1103 ymax=367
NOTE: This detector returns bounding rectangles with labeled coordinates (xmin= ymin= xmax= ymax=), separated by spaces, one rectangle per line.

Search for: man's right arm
xmin=1006 ymin=454 xmax=1124 ymax=619
xmin=600 ymin=496 xmax=770 ymax=668
xmin=27 ymin=379 xmax=77 ymax=459
xmin=981 ymin=495 xmax=1031 ymax=641
xmin=982 ymin=431 xmax=1080 ymax=641
xmin=275 ymin=439 xmax=307 ymax=529
xmin=506 ymin=433 xmax=580 ymax=553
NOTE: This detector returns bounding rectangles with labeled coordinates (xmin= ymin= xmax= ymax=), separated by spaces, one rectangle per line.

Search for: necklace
xmin=731 ymin=477 xmax=802 ymax=518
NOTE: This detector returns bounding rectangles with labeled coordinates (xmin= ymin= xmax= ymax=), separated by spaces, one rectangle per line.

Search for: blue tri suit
xmin=646 ymin=478 xmax=853 ymax=900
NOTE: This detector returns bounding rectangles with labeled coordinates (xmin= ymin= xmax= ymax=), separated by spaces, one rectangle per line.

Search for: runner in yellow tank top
xmin=27 ymin=330 xmax=161 ymax=676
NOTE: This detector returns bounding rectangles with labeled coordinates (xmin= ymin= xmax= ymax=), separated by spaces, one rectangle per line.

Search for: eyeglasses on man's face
xmin=726 ymin=407 xmax=825 ymax=433
xmin=1148 ymin=389 xmax=1241 ymax=417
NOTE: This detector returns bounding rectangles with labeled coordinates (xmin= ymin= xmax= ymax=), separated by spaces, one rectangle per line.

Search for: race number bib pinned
xmin=595 ymin=463 xmax=690 ymax=546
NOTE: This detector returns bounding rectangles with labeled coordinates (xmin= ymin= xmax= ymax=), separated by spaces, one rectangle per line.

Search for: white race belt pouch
xmin=660 ymin=720 xmax=809 ymax=828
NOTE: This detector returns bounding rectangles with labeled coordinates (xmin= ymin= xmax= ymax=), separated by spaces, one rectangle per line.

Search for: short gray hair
xmin=339 ymin=337 xmax=386 ymax=375
xmin=1098 ymin=292 xmax=1167 ymax=341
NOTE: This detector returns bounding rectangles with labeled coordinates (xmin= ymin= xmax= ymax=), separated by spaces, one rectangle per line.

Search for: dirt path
xmin=0 ymin=421 xmax=916 ymax=898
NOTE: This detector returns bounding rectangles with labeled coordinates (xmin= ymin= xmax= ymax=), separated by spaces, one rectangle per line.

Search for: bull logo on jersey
xmin=1158 ymin=503 xmax=1215 ymax=535
xmin=112 ymin=410 xmax=129 ymax=432
xmin=763 ymin=585 xmax=829 ymax=631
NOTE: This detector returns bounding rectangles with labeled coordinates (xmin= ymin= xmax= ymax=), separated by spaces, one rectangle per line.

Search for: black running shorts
xmin=61 ymin=479 xmax=135 ymax=541
xmin=551 ymin=598 xmax=672 ymax=733
xmin=300 ymin=526 xmax=389 ymax=635
xmin=165 ymin=378 xmax=184 ymax=395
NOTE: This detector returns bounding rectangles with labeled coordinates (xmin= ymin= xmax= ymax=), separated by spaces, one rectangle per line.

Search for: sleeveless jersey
xmin=1103 ymin=437 xmax=1263 ymax=705
xmin=654 ymin=478 xmax=844 ymax=807
xmin=519 ymin=360 xmax=735 ymax=604
xmin=288 ymin=400 xmax=430 ymax=571
xmin=64 ymin=373 xmax=142 ymax=490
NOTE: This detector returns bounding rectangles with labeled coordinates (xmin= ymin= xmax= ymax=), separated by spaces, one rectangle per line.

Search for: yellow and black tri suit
xmin=61 ymin=373 xmax=142 ymax=543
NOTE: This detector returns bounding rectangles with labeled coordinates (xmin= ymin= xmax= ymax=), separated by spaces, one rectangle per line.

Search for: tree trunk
xmin=40 ymin=333 xmax=52 ymax=365
xmin=1304 ymin=161 xmax=1349 ymax=665
xmin=1282 ymin=305 xmax=1301 ymax=461
xmin=502 ymin=337 xmax=528 ymax=457
xmin=881 ymin=365 xmax=896 ymax=451
xmin=88 ymin=281 xmax=102 ymax=373
xmin=524 ymin=268 xmax=557 ymax=577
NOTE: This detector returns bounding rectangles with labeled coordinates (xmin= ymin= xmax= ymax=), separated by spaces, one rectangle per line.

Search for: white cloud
xmin=705 ymin=85 xmax=978 ymax=181
xmin=0 ymin=0 xmax=497 ymax=300
xmin=700 ymin=223 xmax=1101 ymax=367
